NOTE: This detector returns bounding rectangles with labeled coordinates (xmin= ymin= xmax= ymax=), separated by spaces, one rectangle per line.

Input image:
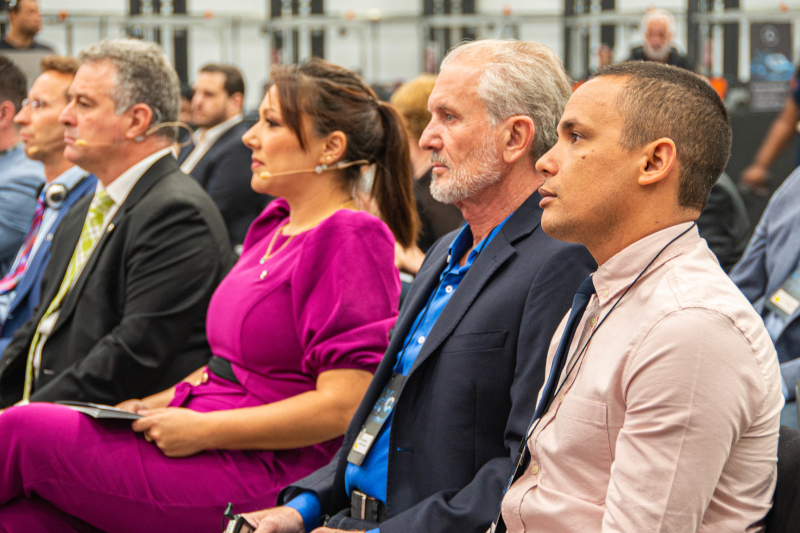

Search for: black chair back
xmin=765 ymin=425 xmax=800 ymax=533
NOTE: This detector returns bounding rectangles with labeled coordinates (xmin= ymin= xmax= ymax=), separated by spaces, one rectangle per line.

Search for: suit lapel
xmin=51 ymin=156 xmax=178 ymax=334
xmin=407 ymin=193 xmax=542 ymax=377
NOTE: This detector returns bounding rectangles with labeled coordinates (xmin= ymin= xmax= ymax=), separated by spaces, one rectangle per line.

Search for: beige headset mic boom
xmin=75 ymin=121 xmax=194 ymax=148
xmin=259 ymin=159 xmax=370 ymax=180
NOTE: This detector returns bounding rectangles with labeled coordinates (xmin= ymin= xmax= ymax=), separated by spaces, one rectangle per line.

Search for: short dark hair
xmin=199 ymin=64 xmax=245 ymax=97
xmin=590 ymin=62 xmax=732 ymax=211
xmin=0 ymin=56 xmax=28 ymax=113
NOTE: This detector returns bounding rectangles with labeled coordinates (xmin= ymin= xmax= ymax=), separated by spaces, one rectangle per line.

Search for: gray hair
xmin=78 ymin=39 xmax=180 ymax=139
xmin=642 ymin=8 xmax=675 ymax=37
xmin=440 ymin=40 xmax=572 ymax=162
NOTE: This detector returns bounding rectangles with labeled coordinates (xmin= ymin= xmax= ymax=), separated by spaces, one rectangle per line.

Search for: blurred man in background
xmin=178 ymin=64 xmax=271 ymax=248
xmin=628 ymin=8 xmax=690 ymax=71
xmin=0 ymin=56 xmax=45 ymax=274
xmin=0 ymin=0 xmax=54 ymax=52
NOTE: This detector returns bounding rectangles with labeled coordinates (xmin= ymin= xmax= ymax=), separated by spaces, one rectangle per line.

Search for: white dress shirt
xmin=179 ymin=114 xmax=243 ymax=174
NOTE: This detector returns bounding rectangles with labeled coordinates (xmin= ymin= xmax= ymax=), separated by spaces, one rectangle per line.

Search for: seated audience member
xmin=391 ymin=74 xmax=463 ymax=274
xmin=0 ymin=57 xmax=417 ymax=532
xmin=627 ymin=8 xmax=690 ymax=70
xmin=242 ymin=39 xmax=595 ymax=533
xmin=0 ymin=39 xmax=233 ymax=406
xmin=0 ymin=57 xmax=46 ymax=274
xmin=179 ymin=64 xmax=272 ymax=247
xmin=498 ymin=62 xmax=783 ymax=533
xmin=731 ymin=166 xmax=800 ymax=429
xmin=696 ymin=172 xmax=749 ymax=272
xmin=0 ymin=0 xmax=54 ymax=52
xmin=0 ymin=56 xmax=97 ymax=354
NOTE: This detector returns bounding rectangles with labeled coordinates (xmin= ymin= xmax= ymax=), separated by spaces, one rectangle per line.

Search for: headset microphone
xmin=75 ymin=120 xmax=194 ymax=148
xmin=259 ymin=159 xmax=370 ymax=180
xmin=25 ymin=137 xmax=67 ymax=156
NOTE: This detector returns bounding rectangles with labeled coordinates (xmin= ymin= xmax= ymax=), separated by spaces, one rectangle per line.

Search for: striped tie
xmin=21 ymin=190 xmax=115 ymax=402
xmin=0 ymin=192 xmax=46 ymax=295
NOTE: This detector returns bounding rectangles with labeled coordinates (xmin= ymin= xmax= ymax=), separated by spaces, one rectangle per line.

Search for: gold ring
xmin=144 ymin=433 xmax=153 ymax=443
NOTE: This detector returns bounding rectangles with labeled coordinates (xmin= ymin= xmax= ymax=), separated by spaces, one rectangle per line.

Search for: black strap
xmin=207 ymin=356 xmax=241 ymax=385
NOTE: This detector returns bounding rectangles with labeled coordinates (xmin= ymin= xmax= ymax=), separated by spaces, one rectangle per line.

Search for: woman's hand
xmin=131 ymin=407 xmax=212 ymax=458
xmin=115 ymin=399 xmax=149 ymax=414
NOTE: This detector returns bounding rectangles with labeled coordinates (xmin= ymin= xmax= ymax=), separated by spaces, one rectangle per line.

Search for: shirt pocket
xmin=545 ymin=395 xmax=612 ymax=505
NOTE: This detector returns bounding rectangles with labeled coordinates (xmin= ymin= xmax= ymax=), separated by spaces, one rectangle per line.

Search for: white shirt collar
xmin=192 ymin=114 xmax=243 ymax=146
xmin=97 ymin=148 xmax=173 ymax=206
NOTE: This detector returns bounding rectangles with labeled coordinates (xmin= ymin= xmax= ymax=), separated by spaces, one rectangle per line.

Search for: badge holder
xmin=765 ymin=269 xmax=800 ymax=320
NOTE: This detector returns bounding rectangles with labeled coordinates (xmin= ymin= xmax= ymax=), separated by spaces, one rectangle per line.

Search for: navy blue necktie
xmin=493 ymin=275 xmax=596 ymax=533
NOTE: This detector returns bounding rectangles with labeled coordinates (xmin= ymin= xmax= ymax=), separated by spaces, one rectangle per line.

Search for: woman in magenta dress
xmin=0 ymin=58 xmax=418 ymax=532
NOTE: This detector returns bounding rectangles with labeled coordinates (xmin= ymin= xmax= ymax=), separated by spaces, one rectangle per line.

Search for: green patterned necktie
xmin=22 ymin=190 xmax=115 ymax=402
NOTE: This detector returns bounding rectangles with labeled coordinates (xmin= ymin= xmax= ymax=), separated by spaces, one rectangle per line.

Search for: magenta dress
xmin=0 ymin=199 xmax=399 ymax=533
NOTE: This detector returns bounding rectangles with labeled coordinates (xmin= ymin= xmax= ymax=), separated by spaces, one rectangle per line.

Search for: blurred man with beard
xmin=178 ymin=64 xmax=271 ymax=248
xmin=628 ymin=8 xmax=691 ymax=71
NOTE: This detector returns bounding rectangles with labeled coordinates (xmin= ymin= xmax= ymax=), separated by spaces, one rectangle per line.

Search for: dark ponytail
xmin=371 ymin=102 xmax=419 ymax=248
xmin=272 ymin=58 xmax=419 ymax=248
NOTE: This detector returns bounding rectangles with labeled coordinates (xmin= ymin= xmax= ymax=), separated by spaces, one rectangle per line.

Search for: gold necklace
xmin=257 ymin=199 xmax=356 ymax=281
xmin=258 ymin=222 xmax=294 ymax=279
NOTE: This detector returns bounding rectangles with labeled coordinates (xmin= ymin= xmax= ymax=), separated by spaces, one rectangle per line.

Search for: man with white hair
xmin=628 ymin=8 xmax=691 ymax=70
xmin=0 ymin=39 xmax=233 ymax=407
xmin=239 ymin=39 xmax=595 ymax=533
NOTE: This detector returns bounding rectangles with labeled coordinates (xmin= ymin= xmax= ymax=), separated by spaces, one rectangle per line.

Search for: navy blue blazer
xmin=178 ymin=121 xmax=273 ymax=246
xmin=0 ymin=174 xmax=96 ymax=355
xmin=731 ymin=167 xmax=800 ymax=399
xmin=280 ymin=192 xmax=596 ymax=533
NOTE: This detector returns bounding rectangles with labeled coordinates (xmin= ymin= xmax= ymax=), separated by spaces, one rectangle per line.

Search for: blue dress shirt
xmin=0 ymin=166 xmax=89 ymax=323
xmin=286 ymin=217 xmax=509 ymax=533
xmin=0 ymin=144 xmax=46 ymax=274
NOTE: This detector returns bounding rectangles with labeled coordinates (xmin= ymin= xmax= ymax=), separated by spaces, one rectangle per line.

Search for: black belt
xmin=351 ymin=490 xmax=387 ymax=523
xmin=207 ymin=356 xmax=241 ymax=385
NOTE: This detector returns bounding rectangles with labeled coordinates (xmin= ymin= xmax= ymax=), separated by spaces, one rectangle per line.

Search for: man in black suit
xmin=0 ymin=39 xmax=233 ymax=407
xmin=178 ymin=64 xmax=271 ymax=247
xmin=241 ymin=40 xmax=595 ymax=533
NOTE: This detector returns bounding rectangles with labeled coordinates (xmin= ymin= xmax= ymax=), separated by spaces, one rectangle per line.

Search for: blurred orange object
xmin=57 ymin=10 xmax=68 ymax=21
xmin=780 ymin=2 xmax=789 ymax=13
xmin=708 ymin=76 xmax=729 ymax=100
xmin=203 ymin=9 xmax=214 ymax=19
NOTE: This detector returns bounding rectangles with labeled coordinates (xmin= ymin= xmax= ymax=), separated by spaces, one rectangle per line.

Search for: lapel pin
xmin=107 ymin=223 xmax=115 ymax=233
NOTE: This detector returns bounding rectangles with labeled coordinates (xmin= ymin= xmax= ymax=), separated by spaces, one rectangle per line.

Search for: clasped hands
xmin=117 ymin=400 xmax=211 ymax=457
xmin=240 ymin=507 xmax=364 ymax=533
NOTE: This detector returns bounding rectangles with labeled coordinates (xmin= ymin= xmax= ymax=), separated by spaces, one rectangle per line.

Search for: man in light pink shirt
xmin=499 ymin=62 xmax=784 ymax=532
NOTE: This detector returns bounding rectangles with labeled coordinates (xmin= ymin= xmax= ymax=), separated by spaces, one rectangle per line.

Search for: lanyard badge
xmin=347 ymin=372 xmax=407 ymax=466
xmin=766 ymin=269 xmax=800 ymax=319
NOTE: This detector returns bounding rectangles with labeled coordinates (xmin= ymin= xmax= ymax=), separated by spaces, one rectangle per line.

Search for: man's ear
xmin=126 ymin=103 xmax=154 ymax=141
xmin=230 ymin=92 xmax=244 ymax=114
xmin=638 ymin=138 xmax=677 ymax=186
xmin=502 ymin=115 xmax=535 ymax=164
xmin=0 ymin=101 xmax=16 ymax=130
